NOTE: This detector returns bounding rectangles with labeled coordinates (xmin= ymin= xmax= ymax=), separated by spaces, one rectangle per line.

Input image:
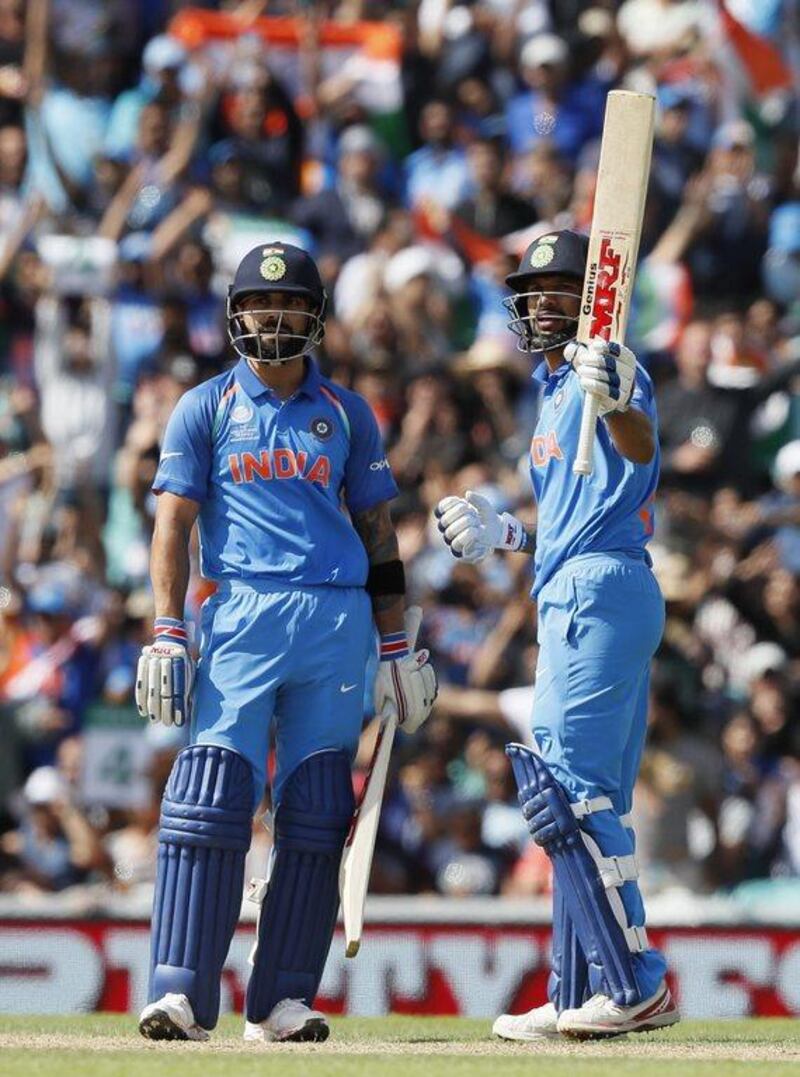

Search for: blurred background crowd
xmin=0 ymin=0 xmax=799 ymax=915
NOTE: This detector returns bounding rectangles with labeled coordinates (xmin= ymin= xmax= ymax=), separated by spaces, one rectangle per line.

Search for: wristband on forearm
xmin=153 ymin=617 xmax=188 ymax=644
xmin=380 ymin=631 xmax=409 ymax=662
xmin=496 ymin=513 xmax=525 ymax=552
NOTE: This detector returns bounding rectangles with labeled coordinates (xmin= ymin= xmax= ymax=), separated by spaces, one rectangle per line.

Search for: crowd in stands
xmin=0 ymin=0 xmax=798 ymax=911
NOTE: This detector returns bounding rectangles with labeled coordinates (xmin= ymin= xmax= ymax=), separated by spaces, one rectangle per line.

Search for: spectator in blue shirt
xmin=105 ymin=34 xmax=189 ymax=162
xmin=404 ymin=100 xmax=471 ymax=211
xmin=504 ymin=33 xmax=605 ymax=165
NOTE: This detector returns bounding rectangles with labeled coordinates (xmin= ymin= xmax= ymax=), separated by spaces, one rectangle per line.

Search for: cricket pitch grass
xmin=2 ymin=1015 xmax=800 ymax=1076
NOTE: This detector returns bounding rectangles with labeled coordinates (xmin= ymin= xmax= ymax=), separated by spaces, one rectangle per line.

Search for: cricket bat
xmin=573 ymin=90 xmax=655 ymax=476
xmin=339 ymin=605 xmax=423 ymax=958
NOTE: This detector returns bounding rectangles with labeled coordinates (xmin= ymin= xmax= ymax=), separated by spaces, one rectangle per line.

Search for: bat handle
xmin=574 ymin=392 xmax=601 ymax=476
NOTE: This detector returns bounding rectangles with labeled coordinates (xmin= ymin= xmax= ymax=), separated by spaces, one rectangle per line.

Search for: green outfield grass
xmin=1 ymin=1015 xmax=799 ymax=1077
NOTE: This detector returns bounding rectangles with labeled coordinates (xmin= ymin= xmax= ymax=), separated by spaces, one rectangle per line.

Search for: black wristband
xmin=366 ymin=559 xmax=406 ymax=597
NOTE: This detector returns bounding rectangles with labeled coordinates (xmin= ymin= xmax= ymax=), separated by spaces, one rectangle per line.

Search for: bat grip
xmin=574 ymin=392 xmax=601 ymax=476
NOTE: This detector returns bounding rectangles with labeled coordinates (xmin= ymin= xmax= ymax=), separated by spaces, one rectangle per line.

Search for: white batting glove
xmin=565 ymin=337 xmax=636 ymax=416
xmin=135 ymin=618 xmax=195 ymax=727
xmin=434 ymin=490 xmax=525 ymax=564
xmin=374 ymin=606 xmax=437 ymax=734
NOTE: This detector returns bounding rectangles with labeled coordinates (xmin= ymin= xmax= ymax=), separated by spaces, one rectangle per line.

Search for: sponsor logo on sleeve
xmin=369 ymin=458 xmax=391 ymax=471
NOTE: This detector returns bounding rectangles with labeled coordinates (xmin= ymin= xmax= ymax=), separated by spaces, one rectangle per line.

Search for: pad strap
xmin=625 ymin=924 xmax=649 ymax=953
xmin=581 ymin=831 xmax=639 ymax=888
xmin=571 ymin=796 xmax=613 ymax=819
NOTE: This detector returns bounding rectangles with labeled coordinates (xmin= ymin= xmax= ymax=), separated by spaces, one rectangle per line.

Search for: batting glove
xmin=434 ymin=490 xmax=525 ymax=564
xmin=374 ymin=606 xmax=437 ymax=735
xmin=135 ymin=617 xmax=195 ymax=727
xmin=565 ymin=337 xmax=636 ymax=416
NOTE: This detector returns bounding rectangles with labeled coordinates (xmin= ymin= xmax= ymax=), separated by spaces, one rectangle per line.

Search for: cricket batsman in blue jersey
xmin=436 ymin=230 xmax=679 ymax=1040
xmin=134 ymin=243 xmax=437 ymax=1043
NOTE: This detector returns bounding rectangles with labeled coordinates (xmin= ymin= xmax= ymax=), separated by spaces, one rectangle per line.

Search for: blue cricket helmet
xmin=503 ymin=229 xmax=588 ymax=354
xmin=227 ymin=242 xmax=327 ymax=365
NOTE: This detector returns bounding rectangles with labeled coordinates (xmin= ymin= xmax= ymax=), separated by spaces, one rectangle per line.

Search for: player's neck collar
xmin=531 ymin=359 xmax=570 ymax=384
xmin=235 ymin=357 xmax=321 ymax=400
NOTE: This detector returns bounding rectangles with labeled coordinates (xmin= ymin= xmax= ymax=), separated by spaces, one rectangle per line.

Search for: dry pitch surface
xmin=2 ymin=1015 xmax=800 ymax=1077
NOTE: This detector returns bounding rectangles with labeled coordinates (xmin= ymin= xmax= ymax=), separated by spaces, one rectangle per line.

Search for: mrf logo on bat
xmin=581 ymin=235 xmax=630 ymax=342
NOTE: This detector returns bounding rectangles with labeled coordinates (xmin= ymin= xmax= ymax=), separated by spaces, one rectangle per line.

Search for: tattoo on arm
xmin=520 ymin=529 xmax=535 ymax=556
xmin=353 ymin=502 xmax=402 ymax=614
xmin=353 ymin=502 xmax=399 ymax=565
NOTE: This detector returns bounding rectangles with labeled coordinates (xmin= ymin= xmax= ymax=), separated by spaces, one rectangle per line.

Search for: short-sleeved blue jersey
xmin=153 ymin=358 xmax=398 ymax=586
xmin=528 ymin=360 xmax=659 ymax=596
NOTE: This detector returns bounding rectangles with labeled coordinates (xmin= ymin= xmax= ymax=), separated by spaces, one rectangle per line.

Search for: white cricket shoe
xmin=492 ymin=1001 xmax=561 ymax=1041
xmin=557 ymin=981 xmax=679 ymax=1040
xmin=139 ymin=992 xmax=210 ymax=1041
xmin=244 ymin=998 xmax=330 ymax=1043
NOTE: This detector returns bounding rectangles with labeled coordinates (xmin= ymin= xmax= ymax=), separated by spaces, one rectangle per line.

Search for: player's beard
xmin=246 ymin=314 xmax=299 ymax=363
xmin=504 ymin=290 xmax=580 ymax=354
xmin=256 ymin=331 xmax=280 ymax=361
xmin=531 ymin=311 xmax=574 ymax=352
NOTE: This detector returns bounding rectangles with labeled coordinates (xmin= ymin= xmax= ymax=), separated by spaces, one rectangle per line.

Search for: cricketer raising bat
xmin=339 ymin=605 xmax=423 ymax=958
xmin=573 ymin=90 xmax=655 ymax=476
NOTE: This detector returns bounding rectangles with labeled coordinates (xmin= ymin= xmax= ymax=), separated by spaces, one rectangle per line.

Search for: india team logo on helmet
xmin=260 ymin=255 xmax=287 ymax=282
xmin=529 ymin=234 xmax=559 ymax=269
xmin=530 ymin=245 xmax=555 ymax=269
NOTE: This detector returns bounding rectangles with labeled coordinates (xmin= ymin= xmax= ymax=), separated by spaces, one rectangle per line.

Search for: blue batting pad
xmin=150 ymin=745 xmax=253 ymax=1029
xmin=548 ymin=878 xmax=590 ymax=1012
xmin=507 ymin=744 xmax=641 ymax=1006
xmin=246 ymin=750 xmax=354 ymax=1023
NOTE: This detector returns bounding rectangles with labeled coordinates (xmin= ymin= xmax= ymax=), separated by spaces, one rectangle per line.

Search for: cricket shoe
xmin=244 ymin=998 xmax=330 ymax=1043
xmin=139 ymin=993 xmax=209 ymax=1041
xmin=557 ymin=981 xmax=679 ymax=1040
xmin=492 ymin=1001 xmax=561 ymax=1041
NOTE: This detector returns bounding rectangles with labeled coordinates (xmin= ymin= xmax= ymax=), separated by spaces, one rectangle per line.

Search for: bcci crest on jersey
xmin=310 ymin=416 xmax=333 ymax=441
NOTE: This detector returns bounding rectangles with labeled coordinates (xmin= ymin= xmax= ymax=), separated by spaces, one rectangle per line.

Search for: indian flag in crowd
xmin=169 ymin=8 xmax=406 ymax=153
xmin=717 ymin=1 xmax=795 ymax=121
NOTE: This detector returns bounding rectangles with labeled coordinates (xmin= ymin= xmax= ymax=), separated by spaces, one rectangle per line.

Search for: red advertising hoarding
xmin=2 ymin=919 xmax=799 ymax=1019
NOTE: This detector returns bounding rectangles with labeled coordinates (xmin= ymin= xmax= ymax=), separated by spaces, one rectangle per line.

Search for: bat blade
xmin=338 ymin=605 xmax=423 ymax=957
xmin=573 ymin=90 xmax=655 ymax=476
xmin=339 ymin=712 xmax=397 ymax=957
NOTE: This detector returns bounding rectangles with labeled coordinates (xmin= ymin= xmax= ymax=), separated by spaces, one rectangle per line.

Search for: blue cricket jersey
xmin=153 ymin=358 xmax=398 ymax=586
xmin=529 ymin=360 xmax=659 ymax=596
